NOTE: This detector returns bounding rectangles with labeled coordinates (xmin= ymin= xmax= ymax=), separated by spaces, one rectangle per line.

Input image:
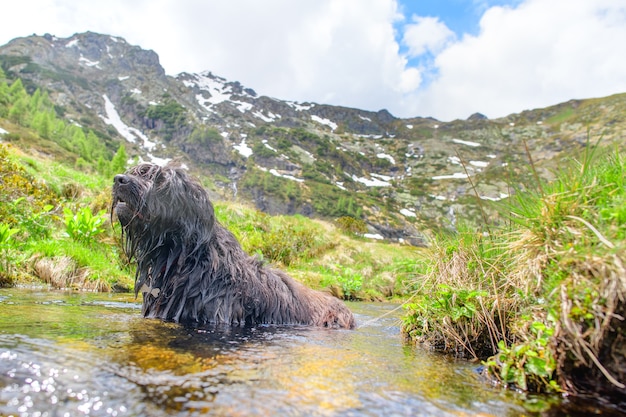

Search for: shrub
xmin=336 ymin=216 xmax=367 ymax=235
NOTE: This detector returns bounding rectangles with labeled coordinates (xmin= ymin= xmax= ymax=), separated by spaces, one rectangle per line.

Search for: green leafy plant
xmin=12 ymin=198 xmax=55 ymax=238
xmin=403 ymin=285 xmax=489 ymax=338
xmin=485 ymin=321 xmax=560 ymax=393
xmin=0 ymin=223 xmax=18 ymax=251
xmin=336 ymin=267 xmax=363 ymax=300
xmin=0 ymin=222 xmax=19 ymax=283
xmin=63 ymin=206 xmax=107 ymax=244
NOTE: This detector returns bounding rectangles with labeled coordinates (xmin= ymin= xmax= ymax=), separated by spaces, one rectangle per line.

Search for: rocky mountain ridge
xmin=1 ymin=31 xmax=624 ymax=244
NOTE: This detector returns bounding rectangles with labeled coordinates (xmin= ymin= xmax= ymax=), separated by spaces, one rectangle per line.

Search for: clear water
xmin=0 ymin=288 xmax=618 ymax=416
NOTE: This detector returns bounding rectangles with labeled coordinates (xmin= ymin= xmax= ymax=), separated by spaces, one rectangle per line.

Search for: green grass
xmin=214 ymin=201 xmax=419 ymax=299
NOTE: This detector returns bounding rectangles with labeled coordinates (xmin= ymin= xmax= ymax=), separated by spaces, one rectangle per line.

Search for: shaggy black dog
xmin=112 ymin=163 xmax=356 ymax=329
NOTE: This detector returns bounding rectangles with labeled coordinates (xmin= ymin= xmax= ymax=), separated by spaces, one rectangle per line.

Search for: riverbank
xmin=401 ymin=145 xmax=625 ymax=404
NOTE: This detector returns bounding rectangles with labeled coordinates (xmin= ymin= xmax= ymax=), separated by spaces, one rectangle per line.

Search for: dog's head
xmin=112 ymin=163 xmax=216 ymax=257
xmin=112 ymin=163 xmax=153 ymax=228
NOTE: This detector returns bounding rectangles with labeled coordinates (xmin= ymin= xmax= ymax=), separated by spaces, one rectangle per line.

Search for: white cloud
xmin=416 ymin=0 xmax=626 ymax=120
xmin=402 ymin=16 xmax=456 ymax=57
xmin=0 ymin=0 xmax=625 ymax=121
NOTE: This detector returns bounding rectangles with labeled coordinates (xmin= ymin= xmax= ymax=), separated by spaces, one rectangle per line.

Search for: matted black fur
xmin=112 ymin=163 xmax=356 ymax=329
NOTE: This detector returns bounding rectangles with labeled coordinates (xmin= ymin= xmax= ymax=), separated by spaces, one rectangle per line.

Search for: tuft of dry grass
xmin=402 ymin=229 xmax=517 ymax=360
xmin=32 ymin=256 xmax=110 ymax=292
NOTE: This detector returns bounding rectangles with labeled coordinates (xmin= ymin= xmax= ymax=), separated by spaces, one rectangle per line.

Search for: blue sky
xmin=402 ymin=0 xmax=525 ymax=34
xmin=0 ymin=0 xmax=625 ymax=121
xmin=400 ymin=0 xmax=494 ymax=36
xmin=395 ymin=0 xmax=524 ymax=84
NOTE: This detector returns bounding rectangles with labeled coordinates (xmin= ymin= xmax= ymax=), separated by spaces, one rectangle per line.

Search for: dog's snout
xmin=114 ymin=174 xmax=129 ymax=186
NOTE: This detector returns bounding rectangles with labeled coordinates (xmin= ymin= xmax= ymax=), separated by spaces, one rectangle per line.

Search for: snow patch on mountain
xmin=287 ymin=102 xmax=314 ymax=111
xmin=351 ymin=174 xmax=391 ymax=187
xmin=377 ymin=153 xmax=395 ymax=164
xmin=448 ymin=156 xmax=461 ymax=165
xmin=183 ymin=71 xmax=259 ymax=117
xmin=311 ymin=115 xmax=337 ymax=131
xmin=469 ymin=160 xmax=489 ymax=168
xmin=79 ymin=56 xmax=100 ymax=69
xmin=147 ymin=153 xmax=171 ymax=166
xmin=432 ymin=172 xmax=469 ymax=180
xmin=135 ymin=154 xmax=172 ymax=167
xmin=269 ymin=169 xmax=304 ymax=183
xmin=65 ymin=39 xmax=79 ymax=48
xmin=480 ymin=193 xmax=510 ymax=201
xmin=452 ymin=138 xmax=481 ymax=147
xmin=262 ymin=140 xmax=277 ymax=152
xmin=253 ymin=111 xmax=278 ymax=122
xmin=100 ymin=95 xmax=156 ymax=151
xmin=400 ymin=208 xmax=417 ymax=218
xmin=233 ymin=136 xmax=253 ymax=158
xmin=257 ymin=166 xmax=304 ymax=183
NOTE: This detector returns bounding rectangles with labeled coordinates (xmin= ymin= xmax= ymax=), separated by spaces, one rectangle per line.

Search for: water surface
xmin=0 ymin=288 xmax=614 ymax=416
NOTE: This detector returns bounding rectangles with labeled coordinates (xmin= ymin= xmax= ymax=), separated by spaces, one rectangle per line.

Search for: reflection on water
xmin=0 ymin=288 xmax=617 ymax=416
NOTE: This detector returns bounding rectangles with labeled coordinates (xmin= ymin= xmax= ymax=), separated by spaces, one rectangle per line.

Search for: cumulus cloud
xmin=415 ymin=0 xmax=626 ymax=120
xmin=0 ymin=0 xmax=625 ymax=121
xmin=402 ymin=16 xmax=456 ymax=57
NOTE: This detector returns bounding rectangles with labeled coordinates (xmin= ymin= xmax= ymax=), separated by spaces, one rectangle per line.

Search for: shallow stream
xmin=0 ymin=288 xmax=620 ymax=416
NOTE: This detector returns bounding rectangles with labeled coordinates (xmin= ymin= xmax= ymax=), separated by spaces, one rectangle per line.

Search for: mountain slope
xmin=1 ymin=31 xmax=624 ymax=243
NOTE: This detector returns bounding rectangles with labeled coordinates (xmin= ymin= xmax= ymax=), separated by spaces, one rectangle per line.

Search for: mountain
xmin=1 ymin=31 xmax=625 ymax=244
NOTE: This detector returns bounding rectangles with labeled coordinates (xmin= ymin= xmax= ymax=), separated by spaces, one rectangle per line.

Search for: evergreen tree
xmin=72 ymin=128 xmax=88 ymax=158
xmin=8 ymin=79 xmax=27 ymax=103
xmin=109 ymin=144 xmax=127 ymax=176
xmin=50 ymin=119 xmax=65 ymax=141
xmin=32 ymin=111 xmax=52 ymax=139
xmin=86 ymin=130 xmax=104 ymax=161
xmin=0 ymin=81 xmax=8 ymax=103
xmin=29 ymin=88 xmax=42 ymax=113
xmin=8 ymin=97 xmax=28 ymax=125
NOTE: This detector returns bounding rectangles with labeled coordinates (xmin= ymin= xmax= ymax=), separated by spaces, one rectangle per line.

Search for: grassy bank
xmin=402 ymin=145 xmax=625 ymax=398
xmin=0 ymin=142 xmax=418 ymax=299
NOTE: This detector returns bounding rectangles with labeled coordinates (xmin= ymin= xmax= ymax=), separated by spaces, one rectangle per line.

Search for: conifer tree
xmin=8 ymin=97 xmax=28 ymax=125
xmin=8 ymin=79 xmax=27 ymax=103
xmin=0 ymin=82 xmax=9 ymax=116
xmin=109 ymin=144 xmax=127 ymax=176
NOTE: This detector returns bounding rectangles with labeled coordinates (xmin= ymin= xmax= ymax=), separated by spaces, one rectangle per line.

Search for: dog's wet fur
xmin=112 ymin=163 xmax=356 ymax=329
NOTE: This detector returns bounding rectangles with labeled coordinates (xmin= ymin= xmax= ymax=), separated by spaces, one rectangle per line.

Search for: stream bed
xmin=0 ymin=288 xmax=621 ymax=416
